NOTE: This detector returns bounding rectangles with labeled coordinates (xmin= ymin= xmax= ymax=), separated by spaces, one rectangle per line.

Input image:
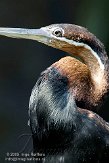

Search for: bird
xmin=0 ymin=24 xmax=109 ymax=162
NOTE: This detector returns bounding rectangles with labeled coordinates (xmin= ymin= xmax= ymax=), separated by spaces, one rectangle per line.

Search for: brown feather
xmin=52 ymin=56 xmax=108 ymax=109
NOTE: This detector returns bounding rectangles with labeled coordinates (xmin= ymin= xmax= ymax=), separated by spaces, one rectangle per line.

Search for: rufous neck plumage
xmin=0 ymin=24 xmax=108 ymax=108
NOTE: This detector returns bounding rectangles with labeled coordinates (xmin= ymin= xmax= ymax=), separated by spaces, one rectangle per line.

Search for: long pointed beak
xmin=0 ymin=27 xmax=50 ymax=43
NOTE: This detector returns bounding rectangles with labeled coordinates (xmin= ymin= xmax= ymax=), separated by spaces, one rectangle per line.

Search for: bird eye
xmin=53 ymin=28 xmax=63 ymax=37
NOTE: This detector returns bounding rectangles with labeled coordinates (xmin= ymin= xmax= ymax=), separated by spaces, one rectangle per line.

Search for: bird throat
xmin=63 ymin=41 xmax=108 ymax=87
xmin=54 ymin=43 xmax=109 ymax=109
xmin=0 ymin=26 xmax=108 ymax=109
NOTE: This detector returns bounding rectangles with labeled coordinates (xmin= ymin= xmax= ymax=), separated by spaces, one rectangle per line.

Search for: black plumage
xmin=29 ymin=66 xmax=109 ymax=163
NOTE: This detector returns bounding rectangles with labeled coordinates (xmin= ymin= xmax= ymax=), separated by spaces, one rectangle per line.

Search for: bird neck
xmin=77 ymin=46 xmax=106 ymax=86
xmin=63 ymin=44 xmax=109 ymax=106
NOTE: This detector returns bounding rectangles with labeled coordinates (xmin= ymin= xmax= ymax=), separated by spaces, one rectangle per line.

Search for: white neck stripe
xmin=56 ymin=36 xmax=104 ymax=70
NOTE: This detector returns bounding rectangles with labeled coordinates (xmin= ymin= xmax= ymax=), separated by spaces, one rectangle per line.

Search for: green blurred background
xmin=0 ymin=0 xmax=109 ymax=162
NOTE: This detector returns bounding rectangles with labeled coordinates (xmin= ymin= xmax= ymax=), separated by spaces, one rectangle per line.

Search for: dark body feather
xmin=29 ymin=66 xmax=109 ymax=163
xmin=0 ymin=24 xmax=109 ymax=163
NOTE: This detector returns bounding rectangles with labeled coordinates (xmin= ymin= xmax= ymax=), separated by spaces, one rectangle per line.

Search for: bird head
xmin=0 ymin=24 xmax=105 ymax=71
xmin=0 ymin=24 xmax=108 ymax=109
